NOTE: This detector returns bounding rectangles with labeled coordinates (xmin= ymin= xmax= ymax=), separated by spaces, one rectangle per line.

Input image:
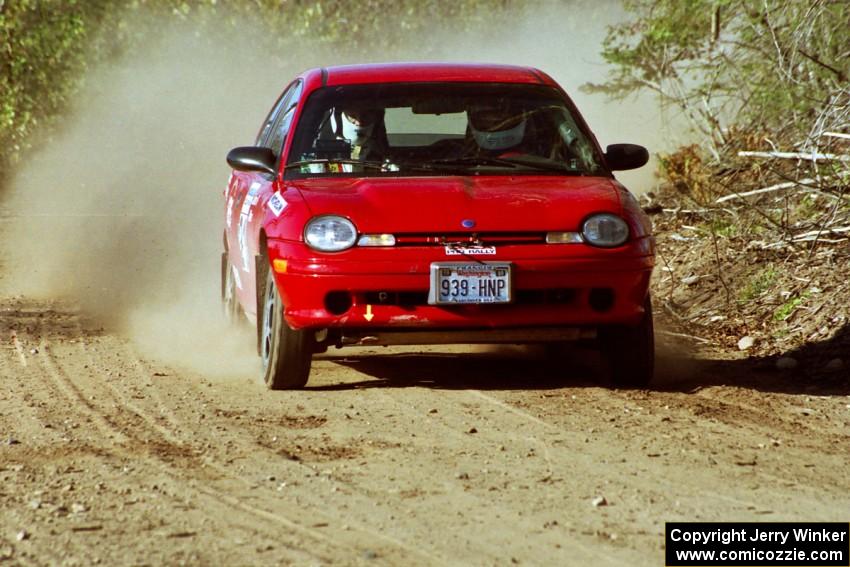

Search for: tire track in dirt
xmin=111 ymin=346 xmax=629 ymax=565
xmin=7 ymin=297 xmax=850 ymax=566
xmin=120 ymin=351 xmax=446 ymax=565
xmin=325 ymin=347 xmax=845 ymax=556
xmin=71 ymin=338 xmax=185 ymax=447
xmin=304 ymin=354 xmax=652 ymax=565
xmin=514 ymin=382 xmax=850 ymax=519
xmin=482 ymin=386 xmax=804 ymax=540
xmin=63 ymin=331 xmax=445 ymax=566
xmin=360 ymin=388 xmax=577 ymax=564
xmin=19 ymin=322 xmax=331 ymax=566
xmin=3 ymin=318 xmax=211 ymax=565
xmin=467 ymin=389 xmax=561 ymax=481
xmin=36 ymin=340 xmax=134 ymax=446
xmin=1 ymin=330 xmax=67 ymax=444
xmin=376 ymin=384 xmax=562 ymax=482
xmin=617 ymin=385 xmax=850 ymax=493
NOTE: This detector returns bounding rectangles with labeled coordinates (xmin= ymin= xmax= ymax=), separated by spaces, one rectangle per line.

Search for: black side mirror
xmin=226 ymin=146 xmax=277 ymax=175
xmin=604 ymin=144 xmax=649 ymax=171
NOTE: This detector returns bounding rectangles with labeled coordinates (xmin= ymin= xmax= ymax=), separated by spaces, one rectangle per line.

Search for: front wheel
xmin=259 ymin=265 xmax=312 ymax=389
xmin=599 ymin=296 xmax=654 ymax=388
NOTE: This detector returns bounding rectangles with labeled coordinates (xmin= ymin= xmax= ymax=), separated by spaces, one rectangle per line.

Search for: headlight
xmin=582 ymin=214 xmax=629 ymax=247
xmin=304 ymin=215 xmax=357 ymax=252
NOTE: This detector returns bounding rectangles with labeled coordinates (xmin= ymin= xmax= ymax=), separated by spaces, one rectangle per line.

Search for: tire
xmin=599 ymin=296 xmax=654 ymax=388
xmin=221 ymin=252 xmax=242 ymax=326
xmin=259 ymin=263 xmax=312 ymax=390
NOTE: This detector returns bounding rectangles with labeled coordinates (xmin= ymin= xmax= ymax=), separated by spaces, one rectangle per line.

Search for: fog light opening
xmin=325 ymin=291 xmax=353 ymax=315
xmin=588 ymin=288 xmax=615 ymax=313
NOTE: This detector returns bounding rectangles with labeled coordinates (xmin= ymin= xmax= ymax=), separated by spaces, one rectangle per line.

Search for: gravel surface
xmin=2 ymin=297 xmax=849 ymax=566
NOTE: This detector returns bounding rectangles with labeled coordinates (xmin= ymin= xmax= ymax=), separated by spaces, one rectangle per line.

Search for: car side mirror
xmin=226 ymin=146 xmax=277 ymax=175
xmin=604 ymin=144 xmax=649 ymax=171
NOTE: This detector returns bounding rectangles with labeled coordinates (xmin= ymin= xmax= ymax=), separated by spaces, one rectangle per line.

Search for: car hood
xmin=291 ymin=175 xmax=622 ymax=233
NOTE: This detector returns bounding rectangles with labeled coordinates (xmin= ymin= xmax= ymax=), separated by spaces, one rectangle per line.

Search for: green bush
xmin=583 ymin=0 xmax=850 ymax=159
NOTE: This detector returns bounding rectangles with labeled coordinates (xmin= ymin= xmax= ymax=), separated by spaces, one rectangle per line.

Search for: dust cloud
xmin=0 ymin=2 xmax=675 ymax=378
xmin=0 ymin=24 xmax=306 ymax=377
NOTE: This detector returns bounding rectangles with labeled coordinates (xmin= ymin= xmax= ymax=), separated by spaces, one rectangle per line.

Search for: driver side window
xmin=264 ymin=81 xmax=303 ymax=158
xmin=256 ymin=84 xmax=292 ymax=146
xmin=255 ymin=80 xmax=301 ymax=147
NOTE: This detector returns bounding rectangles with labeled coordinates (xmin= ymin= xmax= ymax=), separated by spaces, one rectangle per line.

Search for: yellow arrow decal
xmin=364 ymin=304 xmax=374 ymax=322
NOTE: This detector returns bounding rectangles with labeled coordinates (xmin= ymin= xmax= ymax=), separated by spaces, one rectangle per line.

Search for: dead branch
xmin=661 ymin=208 xmax=712 ymax=214
xmin=657 ymin=329 xmax=712 ymax=344
xmin=792 ymin=226 xmax=850 ymax=240
xmin=738 ymin=150 xmax=850 ymax=162
xmin=793 ymin=237 xmax=848 ymax=243
xmin=708 ymin=224 xmax=734 ymax=308
xmin=797 ymin=48 xmax=847 ymax=82
xmin=715 ymin=178 xmax=817 ymax=203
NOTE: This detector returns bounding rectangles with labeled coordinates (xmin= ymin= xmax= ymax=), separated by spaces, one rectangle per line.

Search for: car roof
xmin=299 ymin=62 xmax=558 ymax=88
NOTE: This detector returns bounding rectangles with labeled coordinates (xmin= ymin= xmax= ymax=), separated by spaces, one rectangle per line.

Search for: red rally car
xmin=222 ymin=63 xmax=654 ymax=390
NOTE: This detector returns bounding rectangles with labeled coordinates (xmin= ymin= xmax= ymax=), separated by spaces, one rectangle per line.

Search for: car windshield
xmin=285 ymin=83 xmax=605 ymax=178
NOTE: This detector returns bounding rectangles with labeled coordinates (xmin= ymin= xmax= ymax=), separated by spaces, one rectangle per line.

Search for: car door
xmin=226 ymin=80 xmax=303 ymax=317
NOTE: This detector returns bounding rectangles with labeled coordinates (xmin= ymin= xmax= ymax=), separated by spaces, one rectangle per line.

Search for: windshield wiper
xmin=284 ymin=158 xmax=389 ymax=171
xmin=497 ymin=156 xmax=586 ymax=173
xmin=427 ymin=155 xmax=585 ymax=174
xmin=285 ymin=158 xmax=441 ymax=174
xmin=284 ymin=157 xmax=579 ymax=175
xmin=427 ymin=156 xmax=521 ymax=169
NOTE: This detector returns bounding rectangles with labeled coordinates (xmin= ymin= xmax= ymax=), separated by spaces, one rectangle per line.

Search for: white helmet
xmin=468 ymin=102 xmax=527 ymax=151
xmin=332 ymin=107 xmax=379 ymax=146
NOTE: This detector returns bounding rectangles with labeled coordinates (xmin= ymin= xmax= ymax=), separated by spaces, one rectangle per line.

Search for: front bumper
xmin=267 ymin=238 xmax=654 ymax=332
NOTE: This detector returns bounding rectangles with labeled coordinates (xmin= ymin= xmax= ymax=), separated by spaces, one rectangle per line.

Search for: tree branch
xmin=797 ymin=48 xmax=847 ymax=82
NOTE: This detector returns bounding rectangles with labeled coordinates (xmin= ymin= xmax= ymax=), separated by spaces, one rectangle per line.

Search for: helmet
xmin=468 ymin=101 xmax=527 ymax=151
xmin=332 ymin=107 xmax=381 ymax=146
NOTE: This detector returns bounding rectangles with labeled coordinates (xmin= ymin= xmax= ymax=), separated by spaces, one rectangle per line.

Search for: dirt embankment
xmin=645 ymin=184 xmax=850 ymax=379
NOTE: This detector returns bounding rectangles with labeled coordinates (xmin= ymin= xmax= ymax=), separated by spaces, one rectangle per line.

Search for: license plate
xmin=428 ymin=262 xmax=512 ymax=305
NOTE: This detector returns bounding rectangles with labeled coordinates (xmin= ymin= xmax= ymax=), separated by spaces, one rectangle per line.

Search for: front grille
xmin=515 ymin=289 xmax=576 ymax=305
xmin=393 ymin=232 xmax=546 ymax=246
xmin=359 ymin=288 xmax=576 ymax=307
xmin=363 ymin=291 xmax=429 ymax=306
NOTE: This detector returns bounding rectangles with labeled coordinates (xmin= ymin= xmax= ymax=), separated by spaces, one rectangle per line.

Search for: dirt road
xmin=1 ymin=297 xmax=849 ymax=566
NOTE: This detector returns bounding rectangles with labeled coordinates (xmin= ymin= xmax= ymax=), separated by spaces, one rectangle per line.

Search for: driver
xmin=332 ymin=106 xmax=387 ymax=161
xmin=466 ymin=99 xmax=528 ymax=155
